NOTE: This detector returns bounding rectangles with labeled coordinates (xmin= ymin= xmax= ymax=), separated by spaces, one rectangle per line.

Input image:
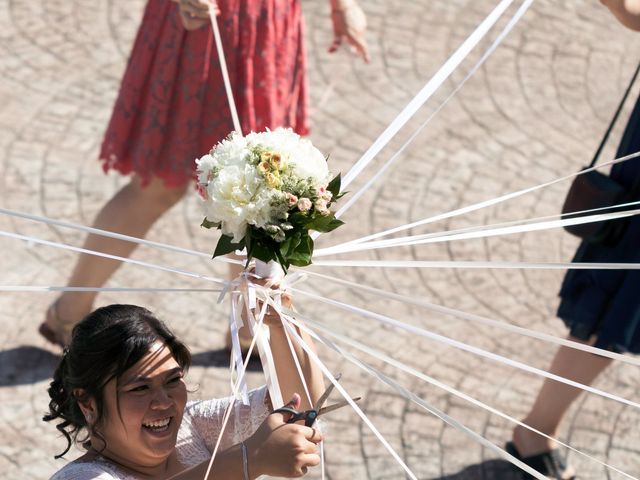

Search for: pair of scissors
xmin=272 ymin=373 xmax=361 ymax=427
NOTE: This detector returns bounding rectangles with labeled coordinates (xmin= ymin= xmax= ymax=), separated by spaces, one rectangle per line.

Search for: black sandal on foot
xmin=505 ymin=441 xmax=576 ymax=480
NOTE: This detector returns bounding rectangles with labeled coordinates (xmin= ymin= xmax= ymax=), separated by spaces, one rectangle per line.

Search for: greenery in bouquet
xmin=196 ymin=128 xmax=345 ymax=272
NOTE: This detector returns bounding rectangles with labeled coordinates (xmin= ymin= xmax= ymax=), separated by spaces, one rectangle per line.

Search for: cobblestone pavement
xmin=1 ymin=1 xmax=640 ymax=479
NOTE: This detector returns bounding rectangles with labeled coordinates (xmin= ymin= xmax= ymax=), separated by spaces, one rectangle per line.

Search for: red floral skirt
xmin=100 ymin=0 xmax=309 ymax=187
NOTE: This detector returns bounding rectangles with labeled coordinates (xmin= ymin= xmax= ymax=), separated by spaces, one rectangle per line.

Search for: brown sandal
xmin=38 ymin=301 xmax=75 ymax=348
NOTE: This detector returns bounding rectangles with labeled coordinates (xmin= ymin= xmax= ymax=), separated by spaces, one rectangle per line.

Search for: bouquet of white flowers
xmin=196 ymin=128 xmax=344 ymax=272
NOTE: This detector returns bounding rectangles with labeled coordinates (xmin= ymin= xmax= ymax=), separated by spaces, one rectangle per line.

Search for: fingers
xmin=287 ymin=392 xmax=302 ymax=410
xmin=183 ymin=0 xmax=211 ymax=17
xmin=305 ymin=426 xmax=324 ymax=444
xmin=270 ymin=393 xmax=302 ymax=422
xmin=176 ymin=0 xmax=219 ymax=29
xmin=347 ymin=36 xmax=370 ymax=63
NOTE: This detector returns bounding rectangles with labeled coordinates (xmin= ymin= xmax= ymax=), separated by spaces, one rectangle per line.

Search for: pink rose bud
xmin=286 ymin=192 xmax=298 ymax=206
xmin=297 ymin=197 xmax=312 ymax=212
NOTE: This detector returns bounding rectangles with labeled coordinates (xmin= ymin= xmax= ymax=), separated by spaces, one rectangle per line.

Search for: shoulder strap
xmin=590 ymin=61 xmax=640 ymax=168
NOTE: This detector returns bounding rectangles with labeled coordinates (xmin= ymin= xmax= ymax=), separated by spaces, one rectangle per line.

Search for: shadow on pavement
xmin=190 ymin=348 xmax=264 ymax=372
xmin=0 ymin=346 xmax=60 ymax=386
xmin=433 ymin=459 xmax=523 ymax=479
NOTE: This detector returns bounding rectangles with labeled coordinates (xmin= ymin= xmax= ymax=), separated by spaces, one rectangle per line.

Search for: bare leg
xmin=512 ymin=335 xmax=613 ymax=456
xmin=43 ymin=176 xmax=189 ymax=340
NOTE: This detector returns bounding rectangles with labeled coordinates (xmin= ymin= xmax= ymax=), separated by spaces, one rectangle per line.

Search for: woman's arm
xmin=264 ymin=294 xmax=325 ymax=411
xmin=601 ymin=0 xmax=640 ymax=31
xmin=169 ymin=444 xmax=245 ymax=479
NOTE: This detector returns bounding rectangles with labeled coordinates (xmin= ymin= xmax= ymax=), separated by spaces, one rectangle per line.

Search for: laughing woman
xmin=44 ymin=300 xmax=325 ymax=479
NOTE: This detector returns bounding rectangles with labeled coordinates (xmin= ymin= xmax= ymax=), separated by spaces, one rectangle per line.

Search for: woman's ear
xmin=73 ymin=388 xmax=97 ymax=425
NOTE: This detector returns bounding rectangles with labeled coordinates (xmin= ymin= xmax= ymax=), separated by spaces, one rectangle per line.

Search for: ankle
xmin=513 ymin=423 xmax=556 ymax=456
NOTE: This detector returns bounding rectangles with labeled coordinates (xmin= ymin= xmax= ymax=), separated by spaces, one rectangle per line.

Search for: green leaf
xmin=251 ymin=242 xmax=277 ymax=265
xmin=327 ymin=173 xmax=341 ymax=198
xmin=201 ymin=218 xmax=220 ymax=230
xmin=307 ymin=214 xmax=345 ymax=233
xmin=213 ymin=234 xmax=244 ymax=258
xmin=288 ymin=235 xmax=314 ymax=267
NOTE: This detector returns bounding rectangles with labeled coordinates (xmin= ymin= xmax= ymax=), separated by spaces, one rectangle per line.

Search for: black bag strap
xmin=590 ymin=61 xmax=640 ymax=168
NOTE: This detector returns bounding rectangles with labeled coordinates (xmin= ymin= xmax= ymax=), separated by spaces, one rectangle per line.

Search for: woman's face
xmin=97 ymin=341 xmax=188 ymax=469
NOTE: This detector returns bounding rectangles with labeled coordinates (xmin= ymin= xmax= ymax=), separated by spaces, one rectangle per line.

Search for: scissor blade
xmin=317 ymin=396 xmax=361 ymax=417
xmin=314 ymin=373 xmax=342 ymax=411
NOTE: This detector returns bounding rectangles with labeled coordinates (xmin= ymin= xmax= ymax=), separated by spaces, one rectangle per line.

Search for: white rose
xmin=288 ymin=138 xmax=328 ymax=184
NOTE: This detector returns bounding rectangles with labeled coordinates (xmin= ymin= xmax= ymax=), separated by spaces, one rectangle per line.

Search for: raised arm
xmin=601 ymin=0 xmax=640 ymax=31
xmin=265 ymin=293 xmax=326 ymax=411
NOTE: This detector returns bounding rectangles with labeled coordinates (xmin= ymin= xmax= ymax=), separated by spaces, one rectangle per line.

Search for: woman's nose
xmin=150 ymin=387 xmax=173 ymax=408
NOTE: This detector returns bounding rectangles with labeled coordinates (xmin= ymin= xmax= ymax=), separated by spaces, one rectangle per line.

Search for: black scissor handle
xmin=272 ymin=407 xmax=318 ymax=427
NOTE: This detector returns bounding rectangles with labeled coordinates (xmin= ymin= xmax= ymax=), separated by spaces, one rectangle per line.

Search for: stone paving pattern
xmin=1 ymin=1 xmax=640 ymax=478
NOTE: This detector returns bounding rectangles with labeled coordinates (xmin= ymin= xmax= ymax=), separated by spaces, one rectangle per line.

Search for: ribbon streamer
xmin=286 ymin=313 xmax=636 ymax=480
xmin=292 ymin=288 xmax=640 ymax=410
xmin=335 ymin=0 xmax=534 ymax=218
xmin=339 ymin=0 xmax=515 ymax=190
xmin=208 ymin=3 xmax=241 ymax=133
xmin=301 ymin=271 xmax=640 ymax=368
xmin=326 ymin=151 xmax=640 ymax=250
xmin=0 ymin=207 xmax=236 ymax=265
xmin=284 ymin=315 xmax=550 ymax=480
xmin=310 ymin=259 xmax=640 ymax=270
xmin=0 ymin=286 xmax=221 ymax=293
xmin=317 ymin=206 xmax=640 ymax=256
xmin=328 ymin=198 xmax=640 ymax=255
xmin=280 ymin=318 xmax=419 ymax=480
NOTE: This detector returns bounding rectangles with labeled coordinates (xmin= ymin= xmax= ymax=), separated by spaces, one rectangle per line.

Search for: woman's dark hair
xmin=43 ymin=304 xmax=191 ymax=458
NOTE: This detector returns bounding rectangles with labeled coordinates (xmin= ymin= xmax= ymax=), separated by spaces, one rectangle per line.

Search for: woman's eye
xmin=168 ymin=376 xmax=183 ymax=385
xmin=129 ymin=385 xmax=148 ymax=392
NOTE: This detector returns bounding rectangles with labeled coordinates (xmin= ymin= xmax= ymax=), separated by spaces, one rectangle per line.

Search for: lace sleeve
xmin=49 ymin=461 xmax=120 ymax=480
xmin=186 ymin=386 xmax=270 ymax=452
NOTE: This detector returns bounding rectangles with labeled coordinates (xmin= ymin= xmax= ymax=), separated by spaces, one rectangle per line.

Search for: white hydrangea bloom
xmin=196 ymin=128 xmax=330 ymax=244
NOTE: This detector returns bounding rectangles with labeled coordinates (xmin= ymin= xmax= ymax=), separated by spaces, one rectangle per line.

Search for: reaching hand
xmin=329 ymin=0 xmax=370 ymax=63
xmin=172 ymin=0 xmax=219 ymax=31
xmin=245 ymin=394 xmax=323 ymax=478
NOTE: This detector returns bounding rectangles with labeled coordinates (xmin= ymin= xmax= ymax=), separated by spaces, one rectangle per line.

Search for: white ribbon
xmin=310 ymin=259 xmax=640 ymax=270
xmin=335 ymin=0 xmax=534 ymax=219
xmin=279 ymin=318 xmax=419 ymax=480
xmin=339 ymin=0 xmax=515 ymax=191
xmin=291 ymin=288 xmax=640 ymax=410
xmin=301 ymin=270 xmax=640 ymax=368
xmin=0 ymin=230 xmax=230 ymax=287
xmin=0 ymin=207 xmax=236 ymax=264
xmin=286 ymin=314 xmax=636 ymax=480
xmin=285 ymin=315 xmax=548 ymax=480
xmin=208 ymin=3 xmax=241 ymax=134
xmin=0 ymin=286 xmax=221 ymax=292
xmin=326 ymin=151 xmax=640 ymax=250
xmin=317 ymin=206 xmax=640 ymax=256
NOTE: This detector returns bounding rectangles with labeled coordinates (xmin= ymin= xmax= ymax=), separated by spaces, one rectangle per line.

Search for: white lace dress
xmin=50 ymin=387 xmax=269 ymax=480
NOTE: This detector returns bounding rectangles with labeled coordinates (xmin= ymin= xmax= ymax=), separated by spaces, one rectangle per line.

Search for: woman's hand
xmin=248 ymin=271 xmax=292 ymax=328
xmin=329 ymin=0 xmax=370 ymax=63
xmin=172 ymin=0 xmax=219 ymax=31
xmin=245 ymin=394 xmax=323 ymax=478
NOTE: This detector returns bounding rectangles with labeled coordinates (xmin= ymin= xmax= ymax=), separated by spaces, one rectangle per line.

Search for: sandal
xmin=505 ymin=441 xmax=576 ymax=480
xmin=38 ymin=301 xmax=75 ymax=348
